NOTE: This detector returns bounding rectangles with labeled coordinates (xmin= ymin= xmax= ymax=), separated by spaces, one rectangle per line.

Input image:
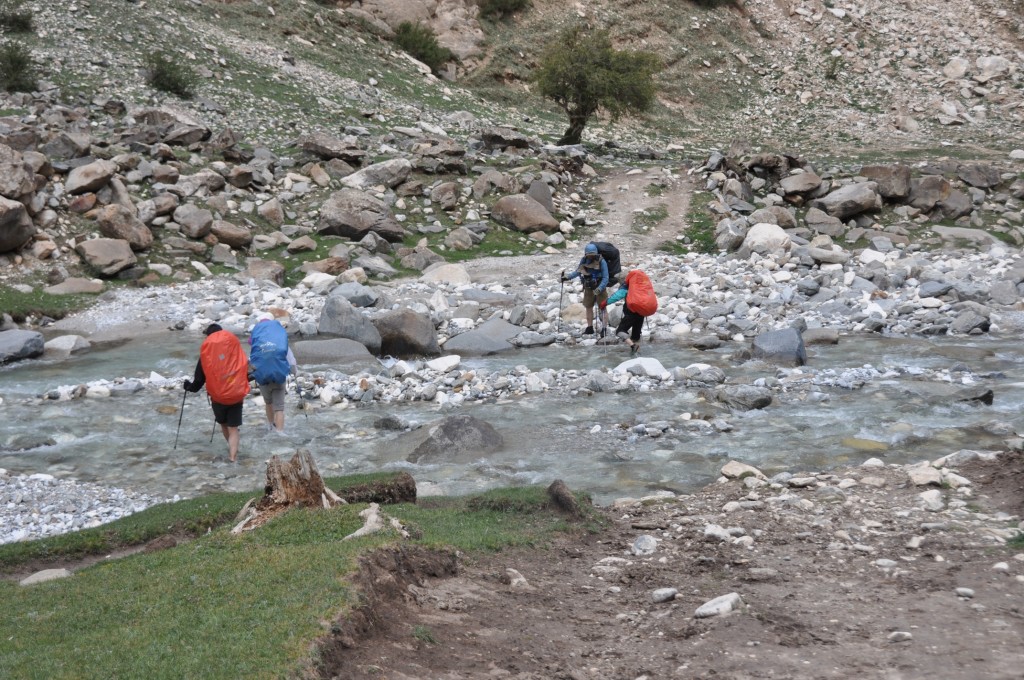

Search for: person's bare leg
xmin=264 ymin=402 xmax=275 ymax=429
xmin=221 ymin=424 xmax=240 ymax=462
xmin=586 ymin=307 xmax=594 ymax=327
xmin=273 ymin=409 xmax=284 ymax=431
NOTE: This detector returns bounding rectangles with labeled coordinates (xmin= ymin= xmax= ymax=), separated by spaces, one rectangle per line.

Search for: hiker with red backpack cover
xmin=183 ymin=323 xmax=250 ymax=462
xmin=248 ymin=315 xmax=297 ymax=434
xmin=603 ymin=269 xmax=658 ymax=356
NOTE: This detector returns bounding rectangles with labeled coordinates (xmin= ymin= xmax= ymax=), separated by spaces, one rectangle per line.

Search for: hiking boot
xmin=583 ymin=326 xmax=594 ymax=335
xmin=630 ymin=344 xmax=640 ymax=356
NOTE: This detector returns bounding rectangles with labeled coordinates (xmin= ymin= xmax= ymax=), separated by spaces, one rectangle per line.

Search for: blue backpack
xmin=250 ymin=320 xmax=290 ymax=385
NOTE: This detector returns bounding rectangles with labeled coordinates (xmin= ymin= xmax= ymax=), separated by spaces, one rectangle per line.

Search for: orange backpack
xmin=625 ymin=270 xmax=658 ymax=317
xmin=200 ymin=330 xmax=251 ymax=405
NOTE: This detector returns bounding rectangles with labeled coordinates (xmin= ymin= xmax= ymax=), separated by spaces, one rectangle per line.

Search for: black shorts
xmin=211 ymin=400 xmax=243 ymax=427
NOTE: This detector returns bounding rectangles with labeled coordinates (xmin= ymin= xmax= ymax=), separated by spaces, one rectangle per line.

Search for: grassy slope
xmin=0 ymin=477 xmax=600 ymax=678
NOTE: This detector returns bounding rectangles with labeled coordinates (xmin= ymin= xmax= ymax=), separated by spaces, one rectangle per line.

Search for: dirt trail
xmin=323 ymin=454 xmax=1024 ymax=680
xmin=458 ymin=166 xmax=694 ymax=286
xmin=587 ymin=167 xmax=694 ymax=264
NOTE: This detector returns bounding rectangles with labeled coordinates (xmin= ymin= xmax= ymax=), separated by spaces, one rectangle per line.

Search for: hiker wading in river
xmin=184 ymin=323 xmax=250 ymax=462
xmin=562 ymin=242 xmax=610 ymax=336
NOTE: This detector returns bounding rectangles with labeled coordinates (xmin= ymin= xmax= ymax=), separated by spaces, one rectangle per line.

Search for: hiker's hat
xmin=203 ymin=323 xmax=223 ymax=336
xmin=584 ymin=243 xmax=598 ymax=255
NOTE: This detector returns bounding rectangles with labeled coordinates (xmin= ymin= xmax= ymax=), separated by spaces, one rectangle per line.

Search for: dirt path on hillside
xmin=459 ymin=167 xmax=694 ymax=285
xmin=321 ymin=454 xmax=1024 ymax=680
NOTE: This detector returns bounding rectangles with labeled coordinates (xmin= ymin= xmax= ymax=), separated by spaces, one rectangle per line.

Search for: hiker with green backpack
xmin=561 ymin=241 xmax=620 ymax=336
xmin=248 ymin=314 xmax=297 ymax=434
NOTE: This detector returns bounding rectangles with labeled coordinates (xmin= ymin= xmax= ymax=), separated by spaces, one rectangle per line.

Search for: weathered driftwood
xmin=339 ymin=472 xmax=417 ymax=505
xmin=342 ymin=502 xmax=410 ymax=541
xmin=231 ymin=450 xmax=346 ymax=534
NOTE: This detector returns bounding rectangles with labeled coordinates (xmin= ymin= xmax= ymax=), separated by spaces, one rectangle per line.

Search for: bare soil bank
xmin=322 ymin=454 xmax=1024 ymax=680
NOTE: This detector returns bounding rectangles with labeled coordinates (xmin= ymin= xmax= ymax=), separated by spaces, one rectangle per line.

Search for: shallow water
xmin=1 ymin=332 xmax=1022 ymax=504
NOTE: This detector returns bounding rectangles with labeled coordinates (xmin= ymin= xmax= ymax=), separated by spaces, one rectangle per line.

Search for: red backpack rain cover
xmin=200 ymin=330 xmax=251 ymax=405
xmin=625 ymin=270 xmax=658 ymax=317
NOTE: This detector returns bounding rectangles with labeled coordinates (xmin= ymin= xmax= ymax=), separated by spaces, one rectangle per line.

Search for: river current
xmin=1 ymin=331 xmax=1021 ymax=504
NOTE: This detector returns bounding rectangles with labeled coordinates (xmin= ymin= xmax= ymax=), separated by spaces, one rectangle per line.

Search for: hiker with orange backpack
xmin=183 ymin=323 xmax=250 ymax=462
xmin=603 ymin=269 xmax=658 ymax=356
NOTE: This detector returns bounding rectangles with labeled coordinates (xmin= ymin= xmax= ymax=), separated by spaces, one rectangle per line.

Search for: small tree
xmin=145 ymin=52 xmax=198 ymax=99
xmin=394 ymin=21 xmax=454 ymax=75
xmin=0 ymin=41 xmax=36 ymax=92
xmin=534 ymin=26 xmax=661 ymax=146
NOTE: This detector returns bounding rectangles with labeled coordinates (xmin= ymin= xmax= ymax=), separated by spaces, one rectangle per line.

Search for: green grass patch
xmin=659 ymin=190 xmax=716 ymax=254
xmin=631 ymin=203 xmax=670 ymax=235
xmin=0 ymin=480 xmax=597 ymax=678
xmin=0 ymin=286 xmax=99 ymax=322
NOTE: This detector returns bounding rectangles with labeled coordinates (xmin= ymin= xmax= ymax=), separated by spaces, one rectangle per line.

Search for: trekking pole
xmin=173 ymin=388 xmax=187 ymax=450
xmin=556 ymin=270 xmax=564 ymax=334
xmin=207 ymin=393 xmax=216 ymax=443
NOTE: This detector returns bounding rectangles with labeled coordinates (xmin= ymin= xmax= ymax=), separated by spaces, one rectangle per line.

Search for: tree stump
xmin=232 ymin=450 xmax=344 ymax=533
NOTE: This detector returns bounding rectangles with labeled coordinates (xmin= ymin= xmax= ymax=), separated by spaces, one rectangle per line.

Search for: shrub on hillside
xmin=690 ymin=0 xmax=741 ymax=7
xmin=0 ymin=41 xmax=36 ymax=93
xmin=394 ymin=21 xmax=454 ymax=75
xmin=478 ymin=0 xmax=531 ymax=20
xmin=0 ymin=1 xmax=33 ymax=33
xmin=145 ymin=52 xmax=198 ymax=99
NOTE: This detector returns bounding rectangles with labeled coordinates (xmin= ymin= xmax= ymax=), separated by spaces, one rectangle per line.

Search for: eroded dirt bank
xmin=320 ymin=453 xmax=1024 ymax=680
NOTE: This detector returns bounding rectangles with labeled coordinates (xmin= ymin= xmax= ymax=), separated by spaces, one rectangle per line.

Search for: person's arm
xmin=184 ymin=358 xmax=206 ymax=392
xmin=607 ymin=283 xmax=628 ymax=306
xmin=597 ymin=259 xmax=609 ymax=292
xmin=563 ymin=263 xmax=583 ymax=281
xmin=287 ymin=348 xmax=298 ymax=376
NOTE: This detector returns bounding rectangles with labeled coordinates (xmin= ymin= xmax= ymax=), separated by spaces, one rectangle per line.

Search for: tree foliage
xmin=0 ymin=41 xmax=36 ymax=93
xmin=394 ymin=21 xmax=455 ymax=75
xmin=534 ymin=25 xmax=661 ymax=145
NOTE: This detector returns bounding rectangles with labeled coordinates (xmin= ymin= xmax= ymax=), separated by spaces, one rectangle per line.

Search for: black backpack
xmin=592 ymin=242 xmax=621 ymax=284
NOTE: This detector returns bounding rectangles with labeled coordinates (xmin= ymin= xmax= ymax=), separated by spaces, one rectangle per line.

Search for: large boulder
xmin=0 ymin=196 xmax=35 ymax=253
xmin=341 ymin=158 xmax=412 ymax=190
xmin=330 ymin=281 xmax=379 ymax=308
xmin=291 ymin=338 xmax=374 ymax=365
xmin=858 ymin=165 xmax=912 ymax=200
xmin=244 ymin=258 xmax=285 ymax=285
xmin=66 ymin=159 xmax=118 ymax=195
xmin=957 ymin=164 xmax=1002 ymax=189
xmin=741 ymin=223 xmax=791 ymax=254
xmin=710 ymin=385 xmax=773 ymax=411
xmin=804 ymin=208 xmax=845 ymax=237
xmin=173 ymin=204 xmax=214 ymax=239
xmin=421 ymin=263 xmax=471 ymax=285
xmin=0 ymin=329 xmax=44 ymax=364
xmin=909 ymin=176 xmax=951 ymax=211
xmin=75 ymin=238 xmax=137 ymax=276
xmin=317 ymin=188 xmax=408 ymax=242
xmin=373 ymin=308 xmax=440 ymax=357
xmin=96 ymin=204 xmax=153 ymax=251
xmin=407 ymin=414 xmax=503 ymax=464
xmin=778 ymin=171 xmax=822 ymax=195
xmin=210 ymin=220 xmax=253 ymax=249
xmin=0 ymin=144 xmax=37 ymax=199
xmin=317 ymin=295 xmax=383 ymax=354
xmin=751 ymin=328 xmax=806 ymax=366
xmin=442 ymin=317 xmax=520 ymax=355
xmin=491 ymin=194 xmax=559 ymax=233
xmin=809 ymin=182 xmax=881 ymax=220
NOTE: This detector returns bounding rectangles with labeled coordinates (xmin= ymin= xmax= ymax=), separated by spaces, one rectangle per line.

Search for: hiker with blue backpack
xmin=249 ymin=314 xmax=297 ymax=434
xmin=561 ymin=241 xmax=621 ymax=336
